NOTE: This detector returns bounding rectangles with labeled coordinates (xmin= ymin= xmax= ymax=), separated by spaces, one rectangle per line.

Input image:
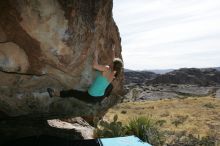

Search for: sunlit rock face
xmin=0 ymin=0 xmax=123 ymax=119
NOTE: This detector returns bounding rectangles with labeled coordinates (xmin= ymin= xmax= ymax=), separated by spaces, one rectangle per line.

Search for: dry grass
xmin=104 ymin=96 xmax=220 ymax=137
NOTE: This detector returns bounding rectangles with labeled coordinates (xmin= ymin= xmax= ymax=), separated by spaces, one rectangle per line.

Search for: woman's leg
xmin=104 ymin=83 xmax=113 ymax=97
xmin=60 ymin=89 xmax=89 ymax=98
xmin=59 ymin=89 xmax=101 ymax=103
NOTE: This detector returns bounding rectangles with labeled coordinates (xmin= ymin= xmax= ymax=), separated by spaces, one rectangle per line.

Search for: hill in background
xmin=125 ymin=67 xmax=220 ymax=86
xmin=124 ymin=67 xmax=220 ymax=102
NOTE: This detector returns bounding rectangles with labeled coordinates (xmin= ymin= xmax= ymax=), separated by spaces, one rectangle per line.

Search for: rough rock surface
xmin=0 ymin=0 xmax=123 ymax=119
xmin=48 ymin=117 xmax=94 ymax=139
xmin=0 ymin=116 xmax=96 ymax=143
xmin=0 ymin=42 xmax=29 ymax=73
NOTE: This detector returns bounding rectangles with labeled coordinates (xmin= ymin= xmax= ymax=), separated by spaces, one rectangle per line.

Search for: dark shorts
xmin=59 ymin=84 xmax=113 ymax=103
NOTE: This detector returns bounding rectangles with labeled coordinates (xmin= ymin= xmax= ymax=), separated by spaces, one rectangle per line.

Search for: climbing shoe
xmin=47 ymin=88 xmax=54 ymax=98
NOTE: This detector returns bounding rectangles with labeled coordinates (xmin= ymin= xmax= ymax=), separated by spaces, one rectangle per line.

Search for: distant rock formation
xmin=124 ymin=70 xmax=158 ymax=85
xmin=124 ymin=67 xmax=220 ymax=102
xmin=148 ymin=68 xmax=220 ymax=86
xmin=0 ymin=0 xmax=123 ymax=120
xmin=215 ymin=67 xmax=220 ymax=71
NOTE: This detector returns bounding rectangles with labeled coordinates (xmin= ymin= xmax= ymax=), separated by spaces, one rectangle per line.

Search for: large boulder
xmin=0 ymin=0 xmax=123 ymax=119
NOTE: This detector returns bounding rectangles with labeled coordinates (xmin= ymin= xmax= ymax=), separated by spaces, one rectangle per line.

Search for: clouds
xmin=113 ymin=0 xmax=220 ymax=70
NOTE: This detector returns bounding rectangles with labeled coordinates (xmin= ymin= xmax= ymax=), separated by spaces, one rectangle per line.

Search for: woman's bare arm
xmin=92 ymin=48 xmax=109 ymax=72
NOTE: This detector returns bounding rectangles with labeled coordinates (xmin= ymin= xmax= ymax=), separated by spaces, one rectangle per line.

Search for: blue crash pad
xmin=99 ymin=135 xmax=152 ymax=146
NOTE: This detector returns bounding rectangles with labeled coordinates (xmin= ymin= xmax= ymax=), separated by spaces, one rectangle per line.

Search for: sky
xmin=113 ymin=0 xmax=220 ymax=70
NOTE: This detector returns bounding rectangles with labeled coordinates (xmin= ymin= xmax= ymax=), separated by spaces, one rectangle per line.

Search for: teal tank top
xmin=88 ymin=71 xmax=110 ymax=97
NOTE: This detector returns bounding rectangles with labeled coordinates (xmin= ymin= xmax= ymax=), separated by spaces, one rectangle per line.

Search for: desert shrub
xmin=172 ymin=120 xmax=182 ymax=127
xmin=171 ymin=115 xmax=188 ymax=127
xmin=203 ymin=102 xmax=215 ymax=108
xmin=132 ymin=88 xmax=141 ymax=100
xmin=121 ymin=110 xmax=127 ymax=114
xmin=126 ymin=116 xmax=165 ymax=145
xmin=93 ymin=115 xmax=127 ymax=138
xmin=156 ymin=119 xmax=167 ymax=126
xmin=167 ymin=133 xmax=218 ymax=146
xmin=160 ymin=111 xmax=170 ymax=117
xmin=94 ymin=115 xmax=165 ymax=145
